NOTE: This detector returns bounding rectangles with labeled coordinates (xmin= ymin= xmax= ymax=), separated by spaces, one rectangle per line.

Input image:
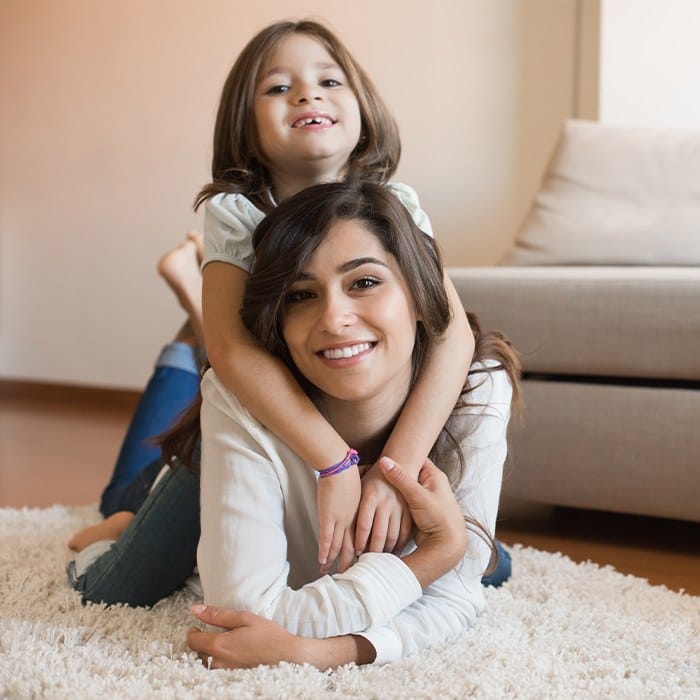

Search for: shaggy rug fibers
xmin=0 ymin=505 xmax=698 ymax=699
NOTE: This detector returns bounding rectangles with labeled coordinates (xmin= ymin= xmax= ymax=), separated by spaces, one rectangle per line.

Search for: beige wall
xmin=599 ymin=0 xmax=700 ymax=128
xmin=1 ymin=0 xmax=581 ymax=388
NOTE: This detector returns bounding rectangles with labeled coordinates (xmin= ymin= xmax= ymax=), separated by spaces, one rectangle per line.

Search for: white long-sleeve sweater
xmin=198 ymin=361 xmax=512 ymax=664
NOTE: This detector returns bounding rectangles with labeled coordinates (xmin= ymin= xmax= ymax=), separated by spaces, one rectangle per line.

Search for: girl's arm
xmin=203 ymin=262 xmax=360 ymax=570
xmin=355 ymin=272 xmax=475 ymax=554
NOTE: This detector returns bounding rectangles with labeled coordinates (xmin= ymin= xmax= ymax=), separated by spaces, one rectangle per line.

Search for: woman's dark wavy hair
xmin=194 ymin=20 xmax=401 ymax=213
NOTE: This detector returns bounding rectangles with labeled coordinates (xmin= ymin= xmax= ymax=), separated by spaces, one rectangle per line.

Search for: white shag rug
xmin=0 ymin=505 xmax=698 ymax=699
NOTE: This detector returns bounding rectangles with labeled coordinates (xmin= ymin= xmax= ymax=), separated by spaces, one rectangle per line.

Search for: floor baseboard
xmin=0 ymin=379 xmax=141 ymax=411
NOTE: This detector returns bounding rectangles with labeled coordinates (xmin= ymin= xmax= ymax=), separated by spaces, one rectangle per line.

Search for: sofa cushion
xmin=503 ymin=119 xmax=700 ymax=265
xmin=449 ymin=266 xmax=700 ymax=380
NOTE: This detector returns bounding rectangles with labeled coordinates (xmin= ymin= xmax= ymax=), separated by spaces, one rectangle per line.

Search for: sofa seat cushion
xmin=504 ymin=379 xmax=700 ymax=522
xmin=449 ymin=266 xmax=700 ymax=380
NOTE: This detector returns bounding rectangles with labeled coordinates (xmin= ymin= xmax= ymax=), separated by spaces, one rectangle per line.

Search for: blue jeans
xmin=99 ymin=343 xmax=201 ymax=517
xmin=68 ymin=460 xmax=200 ymax=607
xmin=482 ymin=540 xmax=512 ymax=588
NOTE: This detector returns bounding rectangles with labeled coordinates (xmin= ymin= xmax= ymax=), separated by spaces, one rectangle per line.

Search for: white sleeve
xmin=358 ymin=367 xmax=512 ymax=664
xmin=202 ymin=193 xmax=266 ymax=272
xmin=198 ymin=371 xmax=423 ymax=640
xmin=387 ymin=182 xmax=434 ymax=237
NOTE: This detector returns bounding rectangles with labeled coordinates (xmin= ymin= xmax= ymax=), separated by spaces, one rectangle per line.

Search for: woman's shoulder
xmin=459 ymin=360 xmax=513 ymax=419
xmin=201 ymin=369 xmax=264 ymax=432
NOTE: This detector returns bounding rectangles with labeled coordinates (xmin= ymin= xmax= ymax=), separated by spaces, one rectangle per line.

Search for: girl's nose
xmin=293 ymin=82 xmax=322 ymax=104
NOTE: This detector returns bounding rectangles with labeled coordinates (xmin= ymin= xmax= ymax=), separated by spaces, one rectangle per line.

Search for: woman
xmin=185 ymin=181 xmax=520 ymax=667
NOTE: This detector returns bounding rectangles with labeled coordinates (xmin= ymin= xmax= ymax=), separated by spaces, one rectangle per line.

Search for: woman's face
xmin=282 ymin=219 xmax=418 ymax=407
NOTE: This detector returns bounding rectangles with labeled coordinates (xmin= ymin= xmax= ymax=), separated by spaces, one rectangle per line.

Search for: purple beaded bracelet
xmin=317 ymin=448 xmax=360 ymax=479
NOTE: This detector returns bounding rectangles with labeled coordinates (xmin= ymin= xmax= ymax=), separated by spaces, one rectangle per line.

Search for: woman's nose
xmin=317 ymin=294 xmax=353 ymax=334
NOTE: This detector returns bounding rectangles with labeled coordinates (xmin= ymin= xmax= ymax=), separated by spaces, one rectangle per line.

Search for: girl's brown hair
xmin=194 ymin=20 xmax=401 ymax=213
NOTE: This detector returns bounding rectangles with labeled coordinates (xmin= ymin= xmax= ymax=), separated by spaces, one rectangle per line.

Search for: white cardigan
xmin=198 ymin=362 xmax=512 ymax=664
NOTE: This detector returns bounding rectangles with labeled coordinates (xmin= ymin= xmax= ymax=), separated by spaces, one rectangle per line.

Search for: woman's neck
xmin=318 ymin=389 xmax=409 ymax=466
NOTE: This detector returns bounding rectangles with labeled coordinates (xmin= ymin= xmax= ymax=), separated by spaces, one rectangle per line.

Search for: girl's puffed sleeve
xmin=386 ymin=182 xmax=434 ymax=237
xmin=202 ymin=193 xmax=266 ymax=272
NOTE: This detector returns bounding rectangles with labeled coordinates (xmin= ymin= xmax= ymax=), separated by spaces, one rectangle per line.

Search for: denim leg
xmin=69 ymin=462 xmax=200 ymax=607
xmin=100 ymin=342 xmax=201 ymax=517
xmin=481 ymin=539 xmax=512 ymax=588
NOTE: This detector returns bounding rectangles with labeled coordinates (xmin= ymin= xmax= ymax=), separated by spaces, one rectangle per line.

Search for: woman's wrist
xmin=301 ymin=634 xmax=376 ymax=669
xmin=402 ymin=529 xmax=467 ymax=588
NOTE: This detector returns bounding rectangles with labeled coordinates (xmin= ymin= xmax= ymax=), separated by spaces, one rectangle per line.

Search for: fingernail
xmin=192 ymin=604 xmax=206 ymax=614
xmin=380 ymin=456 xmax=395 ymax=470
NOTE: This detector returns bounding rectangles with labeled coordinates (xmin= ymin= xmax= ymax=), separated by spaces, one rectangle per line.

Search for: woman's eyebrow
xmin=294 ymin=257 xmax=388 ymax=281
xmin=338 ymin=257 xmax=389 ymax=273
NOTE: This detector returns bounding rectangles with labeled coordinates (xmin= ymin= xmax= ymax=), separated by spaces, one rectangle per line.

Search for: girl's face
xmin=254 ymin=34 xmax=362 ymax=191
xmin=282 ymin=219 xmax=417 ymax=409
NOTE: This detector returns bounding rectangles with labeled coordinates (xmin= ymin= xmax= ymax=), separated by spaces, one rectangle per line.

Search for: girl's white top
xmin=198 ymin=361 xmax=512 ymax=664
xmin=202 ymin=183 xmax=434 ymax=273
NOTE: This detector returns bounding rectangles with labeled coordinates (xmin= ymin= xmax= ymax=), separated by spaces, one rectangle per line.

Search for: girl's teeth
xmin=323 ymin=343 xmax=371 ymax=360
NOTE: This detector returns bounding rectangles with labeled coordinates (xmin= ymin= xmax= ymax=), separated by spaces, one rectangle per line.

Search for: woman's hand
xmin=316 ymin=465 xmax=361 ymax=574
xmin=379 ymin=456 xmax=467 ymax=588
xmin=188 ymin=604 xmax=376 ymax=670
xmin=354 ymin=462 xmax=413 ymax=556
xmin=188 ymin=604 xmax=305 ymax=669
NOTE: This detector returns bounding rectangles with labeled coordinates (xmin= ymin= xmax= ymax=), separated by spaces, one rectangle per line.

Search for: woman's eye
xmin=352 ymin=277 xmax=380 ymax=290
xmin=286 ymin=289 xmax=314 ymax=304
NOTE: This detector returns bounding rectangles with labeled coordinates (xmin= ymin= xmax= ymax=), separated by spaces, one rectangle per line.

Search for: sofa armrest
xmin=448 ymin=266 xmax=700 ymax=381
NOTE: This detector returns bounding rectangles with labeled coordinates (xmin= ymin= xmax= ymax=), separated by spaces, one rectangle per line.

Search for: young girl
xmin=197 ymin=19 xmax=474 ymax=572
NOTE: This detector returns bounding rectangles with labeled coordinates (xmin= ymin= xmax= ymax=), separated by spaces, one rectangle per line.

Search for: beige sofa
xmin=449 ymin=120 xmax=700 ymax=523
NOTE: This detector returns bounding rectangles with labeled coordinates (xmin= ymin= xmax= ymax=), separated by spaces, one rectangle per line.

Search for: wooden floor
xmin=1 ymin=382 xmax=698 ymax=595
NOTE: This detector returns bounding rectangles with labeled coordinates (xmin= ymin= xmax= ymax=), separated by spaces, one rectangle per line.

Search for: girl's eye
xmin=265 ymin=84 xmax=289 ymax=95
xmin=286 ymin=289 xmax=314 ymax=304
xmin=321 ymin=78 xmax=341 ymax=88
xmin=352 ymin=277 xmax=380 ymax=290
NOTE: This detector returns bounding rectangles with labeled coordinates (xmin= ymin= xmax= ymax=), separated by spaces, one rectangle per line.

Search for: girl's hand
xmin=188 ymin=605 xmax=305 ymax=669
xmin=354 ymin=462 xmax=414 ymax=556
xmin=316 ymin=465 xmax=361 ymax=574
